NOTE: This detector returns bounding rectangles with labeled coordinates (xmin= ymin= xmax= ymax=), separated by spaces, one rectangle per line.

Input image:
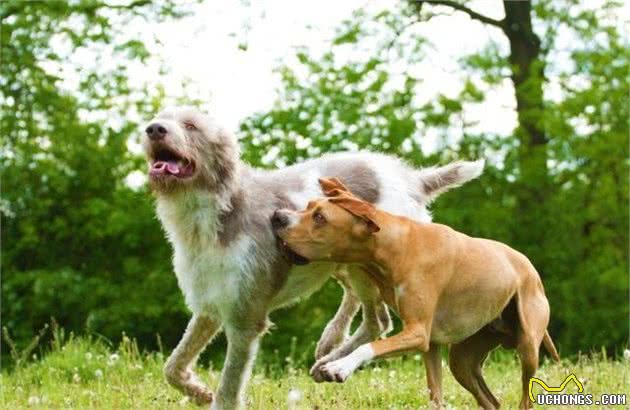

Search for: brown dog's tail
xmin=543 ymin=330 xmax=560 ymax=362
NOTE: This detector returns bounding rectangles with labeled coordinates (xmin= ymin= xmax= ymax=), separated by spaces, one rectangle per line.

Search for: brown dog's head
xmin=272 ymin=177 xmax=380 ymax=264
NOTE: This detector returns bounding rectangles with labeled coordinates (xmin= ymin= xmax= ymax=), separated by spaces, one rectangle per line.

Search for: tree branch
xmin=419 ymin=0 xmax=505 ymax=29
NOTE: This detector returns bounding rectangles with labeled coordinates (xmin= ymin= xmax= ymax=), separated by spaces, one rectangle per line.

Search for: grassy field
xmin=1 ymin=334 xmax=628 ymax=409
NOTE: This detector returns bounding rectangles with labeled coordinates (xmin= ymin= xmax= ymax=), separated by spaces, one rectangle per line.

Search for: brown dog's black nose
xmin=145 ymin=123 xmax=167 ymax=140
xmin=271 ymin=210 xmax=289 ymax=230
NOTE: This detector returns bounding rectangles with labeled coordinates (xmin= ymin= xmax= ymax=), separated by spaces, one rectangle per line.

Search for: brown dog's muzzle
xmin=271 ymin=209 xmax=291 ymax=230
xmin=271 ymin=209 xmax=310 ymax=265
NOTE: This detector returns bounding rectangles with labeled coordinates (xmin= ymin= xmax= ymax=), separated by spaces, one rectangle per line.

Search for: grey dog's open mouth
xmin=276 ymin=236 xmax=310 ymax=265
xmin=149 ymin=147 xmax=195 ymax=178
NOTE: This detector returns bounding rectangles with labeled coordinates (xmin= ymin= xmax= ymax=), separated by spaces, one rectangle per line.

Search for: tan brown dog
xmin=272 ymin=177 xmax=560 ymax=410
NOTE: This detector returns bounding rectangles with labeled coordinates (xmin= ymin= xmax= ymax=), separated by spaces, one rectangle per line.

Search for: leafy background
xmin=1 ymin=0 xmax=628 ymax=368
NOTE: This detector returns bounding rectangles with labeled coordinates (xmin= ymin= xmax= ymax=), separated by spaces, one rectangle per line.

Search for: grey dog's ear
xmin=417 ymin=160 xmax=485 ymax=202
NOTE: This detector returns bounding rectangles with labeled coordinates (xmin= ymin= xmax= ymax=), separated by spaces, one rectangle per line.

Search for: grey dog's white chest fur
xmin=157 ymin=195 xmax=258 ymax=316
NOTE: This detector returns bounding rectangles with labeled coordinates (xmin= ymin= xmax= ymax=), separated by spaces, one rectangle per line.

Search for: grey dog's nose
xmin=145 ymin=123 xmax=167 ymax=140
xmin=271 ymin=210 xmax=289 ymax=230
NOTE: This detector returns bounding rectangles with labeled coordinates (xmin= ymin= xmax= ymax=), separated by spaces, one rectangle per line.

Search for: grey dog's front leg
xmin=211 ymin=324 xmax=263 ymax=410
xmin=164 ymin=314 xmax=220 ymax=405
xmin=314 ymin=287 xmax=360 ymax=360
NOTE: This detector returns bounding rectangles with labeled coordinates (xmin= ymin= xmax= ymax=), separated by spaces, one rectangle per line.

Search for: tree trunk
xmin=411 ymin=1 xmax=550 ymax=265
xmin=501 ymin=1 xmax=548 ymax=266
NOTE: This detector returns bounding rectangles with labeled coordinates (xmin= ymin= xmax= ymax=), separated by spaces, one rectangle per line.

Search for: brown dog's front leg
xmin=370 ymin=323 xmax=431 ymax=357
xmin=319 ymin=323 xmax=430 ymax=383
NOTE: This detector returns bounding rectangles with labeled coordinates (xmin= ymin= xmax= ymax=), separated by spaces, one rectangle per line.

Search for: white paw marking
xmin=321 ymin=358 xmax=355 ymax=382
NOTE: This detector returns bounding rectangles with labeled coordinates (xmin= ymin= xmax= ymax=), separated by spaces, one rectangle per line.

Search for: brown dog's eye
xmin=313 ymin=212 xmax=326 ymax=225
xmin=184 ymin=122 xmax=197 ymax=131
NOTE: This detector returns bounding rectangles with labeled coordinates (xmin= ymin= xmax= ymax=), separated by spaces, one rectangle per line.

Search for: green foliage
xmin=1 ymin=0 xmax=193 ymax=358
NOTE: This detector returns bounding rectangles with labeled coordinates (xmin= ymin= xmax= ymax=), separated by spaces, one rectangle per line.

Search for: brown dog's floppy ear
xmin=330 ymin=197 xmax=380 ymax=233
xmin=319 ymin=177 xmax=351 ymax=198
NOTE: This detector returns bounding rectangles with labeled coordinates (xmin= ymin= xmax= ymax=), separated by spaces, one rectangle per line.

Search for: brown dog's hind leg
xmin=516 ymin=335 xmax=538 ymax=410
xmin=514 ymin=291 xmax=549 ymax=408
xmin=511 ymin=267 xmax=551 ymax=409
xmin=449 ymin=327 xmax=501 ymax=410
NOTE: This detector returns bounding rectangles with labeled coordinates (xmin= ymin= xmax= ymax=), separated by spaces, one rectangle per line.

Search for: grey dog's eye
xmin=313 ymin=212 xmax=326 ymax=225
xmin=184 ymin=122 xmax=197 ymax=131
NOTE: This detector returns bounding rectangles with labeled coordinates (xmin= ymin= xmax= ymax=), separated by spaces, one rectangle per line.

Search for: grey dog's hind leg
xmin=314 ymin=276 xmax=361 ymax=360
xmin=164 ymin=315 xmax=220 ymax=405
xmin=311 ymin=266 xmax=392 ymax=382
xmin=311 ymin=301 xmax=390 ymax=382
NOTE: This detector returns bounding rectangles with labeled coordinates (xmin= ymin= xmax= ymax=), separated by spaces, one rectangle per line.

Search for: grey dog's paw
xmin=191 ymin=390 xmax=213 ymax=406
xmin=310 ymin=358 xmax=337 ymax=383
xmin=310 ymin=361 xmax=327 ymax=383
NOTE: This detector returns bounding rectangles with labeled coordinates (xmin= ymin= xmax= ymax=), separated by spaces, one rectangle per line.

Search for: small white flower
xmin=287 ymin=388 xmax=302 ymax=409
xmin=413 ymin=354 xmax=421 ymax=361
xmin=27 ymin=396 xmax=41 ymax=406
xmin=624 ymin=349 xmax=630 ymax=361
xmin=73 ymin=373 xmax=81 ymax=383
xmin=178 ymin=396 xmax=190 ymax=406
xmin=388 ymin=370 xmax=396 ymax=378
xmin=94 ymin=369 xmax=103 ymax=379
xmin=85 ymin=352 xmax=93 ymax=360
xmin=107 ymin=353 xmax=120 ymax=367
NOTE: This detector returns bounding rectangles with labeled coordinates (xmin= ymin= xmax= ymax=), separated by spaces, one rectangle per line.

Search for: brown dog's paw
xmin=311 ymin=360 xmax=353 ymax=383
xmin=319 ymin=361 xmax=351 ymax=383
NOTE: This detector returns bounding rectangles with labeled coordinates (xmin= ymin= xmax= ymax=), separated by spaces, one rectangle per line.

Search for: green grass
xmin=1 ymin=335 xmax=628 ymax=409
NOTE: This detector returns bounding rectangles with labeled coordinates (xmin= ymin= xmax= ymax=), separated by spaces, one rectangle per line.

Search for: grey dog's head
xmin=143 ymin=107 xmax=239 ymax=195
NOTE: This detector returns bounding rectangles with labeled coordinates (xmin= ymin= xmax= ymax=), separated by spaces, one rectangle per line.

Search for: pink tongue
xmin=165 ymin=161 xmax=180 ymax=174
xmin=152 ymin=160 xmax=180 ymax=175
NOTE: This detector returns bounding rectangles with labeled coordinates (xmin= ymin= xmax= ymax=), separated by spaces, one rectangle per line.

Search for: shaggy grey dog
xmin=143 ymin=106 xmax=484 ymax=409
